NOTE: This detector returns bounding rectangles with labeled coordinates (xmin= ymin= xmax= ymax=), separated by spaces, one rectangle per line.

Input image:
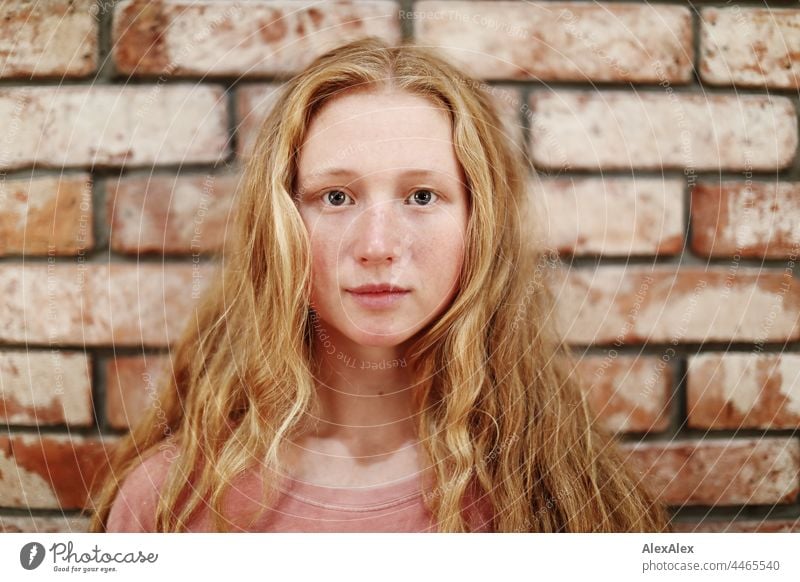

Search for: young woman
xmin=90 ymin=36 xmax=671 ymax=533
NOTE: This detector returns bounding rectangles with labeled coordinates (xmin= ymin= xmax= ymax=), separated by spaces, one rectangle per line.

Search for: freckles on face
xmin=307 ymin=206 xmax=466 ymax=325
xmin=294 ymin=89 xmax=469 ymax=346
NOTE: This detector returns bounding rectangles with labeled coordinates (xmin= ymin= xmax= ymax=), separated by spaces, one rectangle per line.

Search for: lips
xmin=345 ymin=283 xmax=411 ymax=309
xmin=346 ymin=283 xmax=411 ymax=294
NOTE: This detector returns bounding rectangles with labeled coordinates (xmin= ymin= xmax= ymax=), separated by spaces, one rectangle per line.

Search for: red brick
xmin=236 ymin=84 xmax=285 ymax=159
xmin=535 ymin=177 xmax=684 ymax=256
xmin=113 ymin=0 xmax=401 ymax=77
xmin=700 ymin=8 xmax=800 ymax=89
xmin=0 ymin=175 xmax=93 ymax=256
xmin=0 ymin=515 xmax=91 ymax=533
xmin=530 ymin=91 xmax=797 ymax=171
xmin=106 ymin=355 xmax=169 ymax=430
xmin=673 ymin=519 xmax=800 ymax=533
xmin=0 ymin=86 xmax=229 ymax=170
xmin=553 ymin=267 xmax=800 ymax=345
xmin=0 ymin=434 xmax=116 ymax=509
xmin=0 ymin=0 xmax=97 ymax=79
xmin=0 ymin=264 xmax=215 ymax=347
xmin=688 ymin=353 xmax=800 ymax=430
xmin=0 ymin=350 xmax=92 ymax=426
xmin=691 ymin=182 xmax=800 ymax=259
xmin=413 ymin=1 xmax=692 ymax=83
xmin=481 ymin=84 xmax=526 ymax=153
xmin=107 ymin=173 xmax=240 ymax=255
xmin=623 ymin=438 xmax=800 ymax=506
xmin=575 ymin=355 xmax=672 ymax=433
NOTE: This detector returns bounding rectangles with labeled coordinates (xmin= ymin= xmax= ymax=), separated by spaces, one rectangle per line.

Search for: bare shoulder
xmin=105 ymin=443 xmax=180 ymax=532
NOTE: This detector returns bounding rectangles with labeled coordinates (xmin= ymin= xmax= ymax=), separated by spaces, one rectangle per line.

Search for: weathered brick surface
xmin=623 ymin=438 xmax=800 ymax=506
xmin=575 ymin=355 xmax=672 ymax=434
xmin=530 ymin=91 xmax=798 ymax=171
xmin=700 ymin=8 xmax=800 ymax=89
xmin=535 ymin=177 xmax=684 ymax=256
xmin=0 ymin=515 xmax=91 ymax=533
xmin=467 ymin=84 xmax=525 ymax=154
xmin=553 ymin=267 xmax=800 ymax=346
xmin=0 ymin=86 xmax=229 ymax=170
xmin=0 ymin=350 xmax=92 ymax=426
xmin=108 ymin=173 xmax=240 ymax=255
xmin=236 ymin=84 xmax=285 ymax=158
xmin=0 ymin=175 xmax=93 ymax=255
xmin=106 ymin=355 xmax=169 ymax=430
xmin=691 ymin=181 xmax=800 ymax=259
xmin=688 ymin=353 xmax=800 ymax=430
xmin=0 ymin=264 xmax=215 ymax=347
xmin=113 ymin=0 xmax=402 ymax=77
xmin=0 ymin=434 xmax=116 ymax=509
xmin=413 ymin=1 xmax=692 ymax=83
xmin=0 ymin=0 xmax=97 ymax=79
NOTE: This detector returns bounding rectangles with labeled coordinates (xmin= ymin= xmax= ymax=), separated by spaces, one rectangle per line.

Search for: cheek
xmin=305 ymin=227 xmax=341 ymax=309
xmin=309 ymin=237 xmax=337 ymax=287
xmin=417 ymin=225 xmax=466 ymax=293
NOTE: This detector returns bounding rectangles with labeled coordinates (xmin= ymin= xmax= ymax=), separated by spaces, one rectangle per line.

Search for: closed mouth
xmin=346 ymin=284 xmax=411 ymax=294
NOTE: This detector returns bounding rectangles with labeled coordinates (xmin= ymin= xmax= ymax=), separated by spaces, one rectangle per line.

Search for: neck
xmin=305 ymin=319 xmax=420 ymax=453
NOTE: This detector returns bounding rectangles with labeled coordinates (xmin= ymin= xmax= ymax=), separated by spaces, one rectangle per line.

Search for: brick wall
xmin=0 ymin=0 xmax=798 ymax=533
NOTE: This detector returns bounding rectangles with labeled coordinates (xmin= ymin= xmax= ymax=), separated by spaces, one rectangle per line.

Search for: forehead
xmin=296 ymin=89 xmax=463 ymax=183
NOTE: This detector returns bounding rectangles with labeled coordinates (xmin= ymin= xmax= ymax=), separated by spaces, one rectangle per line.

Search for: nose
xmin=351 ymin=199 xmax=410 ymax=264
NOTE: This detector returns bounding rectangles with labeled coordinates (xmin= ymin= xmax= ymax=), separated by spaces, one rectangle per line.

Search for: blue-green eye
xmin=408 ymin=189 xmax=438 ymax=206
xmin=319 ymin=189 xmax=439 ymax=207
xmin=322 ymin=189 xmax=351 ymax=206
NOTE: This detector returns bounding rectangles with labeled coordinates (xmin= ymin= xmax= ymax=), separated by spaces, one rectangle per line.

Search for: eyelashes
xmin=318 ymin=188 xmax=440 ymax=207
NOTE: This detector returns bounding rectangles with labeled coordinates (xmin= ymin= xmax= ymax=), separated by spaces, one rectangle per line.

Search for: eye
xmin=320 ymin=189 xmax=352 ymax=207
xmin=406 ymin=189 xmax=439 ymax=206
xmin=318 ymin=188 xmax=440 ymax=207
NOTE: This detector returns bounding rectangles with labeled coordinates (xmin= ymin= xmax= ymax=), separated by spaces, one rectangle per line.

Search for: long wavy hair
xmin=89 ymin=36 xmax=671 ymax=533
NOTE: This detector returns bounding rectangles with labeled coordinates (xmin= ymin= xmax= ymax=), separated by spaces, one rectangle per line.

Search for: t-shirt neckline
xmin=276 ymin=469 xmax=436 ymax=510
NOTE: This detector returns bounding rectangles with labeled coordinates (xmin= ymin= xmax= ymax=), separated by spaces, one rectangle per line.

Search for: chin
xmin=344 ymin=322 xmax=417 ymax=347
xmin=349 ymin=331 xmax=410 ymax=348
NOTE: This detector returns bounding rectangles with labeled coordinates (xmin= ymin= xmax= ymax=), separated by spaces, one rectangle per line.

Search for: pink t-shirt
xmin=105 ymin=446 xmax=494 ymax=532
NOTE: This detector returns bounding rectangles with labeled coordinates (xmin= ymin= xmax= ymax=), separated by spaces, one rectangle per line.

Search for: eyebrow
xmin=298 ymin=167 xmax=450 ymax=184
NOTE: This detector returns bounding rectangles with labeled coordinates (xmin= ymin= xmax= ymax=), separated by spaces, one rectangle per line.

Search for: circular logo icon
xmin=20 ymin=542 xmax=46 ymax=570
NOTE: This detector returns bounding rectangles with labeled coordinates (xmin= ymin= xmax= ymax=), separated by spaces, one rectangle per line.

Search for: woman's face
xmin=294 ymin=88 xmax=469 ymax=349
